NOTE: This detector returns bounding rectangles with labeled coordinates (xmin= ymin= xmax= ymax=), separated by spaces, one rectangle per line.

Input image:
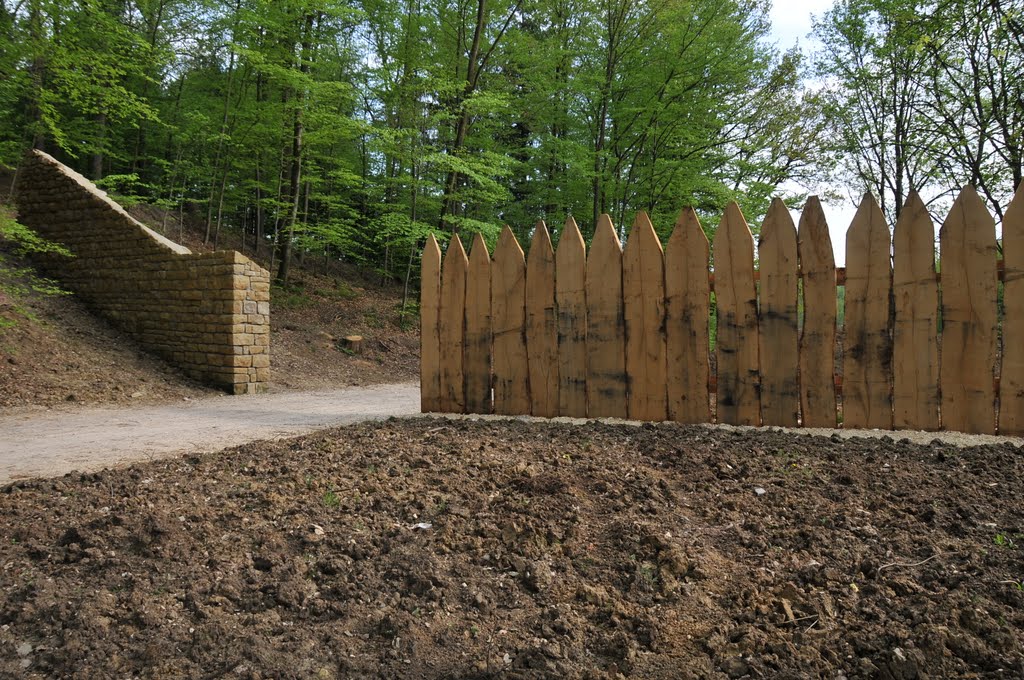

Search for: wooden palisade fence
xmin=421 ymin=186 xmax=1024 ymax=436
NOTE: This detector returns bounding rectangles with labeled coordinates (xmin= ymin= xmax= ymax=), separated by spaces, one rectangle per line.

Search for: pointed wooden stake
xmin=439 ymin=234 xmax=468 ymax=413
xmin=526 ymin=221 xmax=559 ymax=417
xmin=666 ymin=207 xmax=710 ymax=423
xmin=1000 ymin=184 xmax=1024 ymax=435
xmin=623 ymin=212 xmax=668 ymax=421
xmin=757 ymin=198 xmax=799 ymax=427
xmin=843 ymin=193 xmax=893 ymax=430
xmin=556 ymin=216 xmax=587 ymax=418
xmin=464 ymin=233 xmax=492 ymax=414
xmin=420 ymin=234 xmax=442 ymax=413
xmin=940 ymin=186 xmax=997 ymax=434
xmin=492 ymin=226 xmax=530 ymax=415
xmin=892 ymin=192 xmax=939 ymax=430
xmin=713 ymin=202 xmax=760 ymax=426
xmin=586 ymin=214 xmax=626 ymax=418
xmin=798 ymin=197 xmax=837 ymax=427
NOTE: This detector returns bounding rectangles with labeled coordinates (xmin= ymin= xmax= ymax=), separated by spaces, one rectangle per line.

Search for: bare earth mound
xmin=0 ymin=249 xmax=418 ymax=410
xmin=1 ymin=419 xmax=1021 ymax=678
xmin=0 ymin=284 xmax=215 ymax=409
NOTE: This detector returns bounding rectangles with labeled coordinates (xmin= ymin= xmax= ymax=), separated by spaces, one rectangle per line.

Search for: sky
xmin=765 ymin=0 xmax=859 ymax=265
xmin=768 ymin=0 xmax=830 ymax=51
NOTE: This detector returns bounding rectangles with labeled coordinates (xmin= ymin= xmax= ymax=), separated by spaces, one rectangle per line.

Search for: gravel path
xmin=1 ymin=381 xmax=1020 ymax=484
xmin=0 ymin=383 xmax=420 ymax=483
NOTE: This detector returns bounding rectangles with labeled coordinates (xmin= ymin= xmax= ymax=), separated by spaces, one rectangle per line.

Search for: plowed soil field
xmin=1 ymin=418 xmax=1022 ymax=678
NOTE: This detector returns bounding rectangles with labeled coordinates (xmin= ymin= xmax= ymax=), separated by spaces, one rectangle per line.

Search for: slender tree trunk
xmin=592 ymin=6 xmax=619 ymax=232
xmin=91 ymin=113 xmax=106 ymax=180
xmin=213 ymin=166 xmax=228 ymax=249
xmin=27 ymin=0 xmax=47 ymax=152
xmin=255 ymin=161 xmax=265 ymax=258
xmin=205 ymin=1 xmax=240 ymax=244
xmin=298 ymin=180 xmax=310 ymax=266
xmin=275 ymin=12 xmax=315 ymax=285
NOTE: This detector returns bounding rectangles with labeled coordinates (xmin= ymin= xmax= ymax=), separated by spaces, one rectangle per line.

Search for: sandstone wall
xmin=14 ymin=150 xmax=270 ymax=394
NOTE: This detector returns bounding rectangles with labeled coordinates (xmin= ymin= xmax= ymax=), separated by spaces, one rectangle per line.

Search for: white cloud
xmin=767 ymin=0 xmax=832 ymax=50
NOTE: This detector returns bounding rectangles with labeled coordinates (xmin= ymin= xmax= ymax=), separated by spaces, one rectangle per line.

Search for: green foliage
xmin=994 ymin=533 xmax=1022 ymax=549
xmin=0 ymin=207 xmax=71 ymax=308
xmin=0 ymin=210 xmax=71 ymax=258
xmin=397 ymin=300 xmax=419 ymax=332
xmin=0 ymin=0 xmax=842 ymax=288
xmin=271 ymin=283 xmax=310 ymax=310
xmin=94 ymin=173 xmax=153 ymax=207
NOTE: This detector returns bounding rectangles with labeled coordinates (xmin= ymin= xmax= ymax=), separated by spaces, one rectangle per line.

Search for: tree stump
xmin=341 ymin=335 xmax=363 ymax=354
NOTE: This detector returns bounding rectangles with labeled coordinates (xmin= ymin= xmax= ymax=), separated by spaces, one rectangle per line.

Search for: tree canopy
xmin=1 ymin=0 xmax=1020 ymax=281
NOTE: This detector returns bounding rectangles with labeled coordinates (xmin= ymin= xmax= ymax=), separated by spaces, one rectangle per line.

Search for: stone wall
xmin=14 ymin=150 xmax=270 ymax=394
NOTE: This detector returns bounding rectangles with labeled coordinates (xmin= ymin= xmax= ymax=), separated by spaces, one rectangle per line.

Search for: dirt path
xmin=0 ymin=383 xmax=419 ymax=482
xmin=2 ymin=381 xmax=1021 ymax=485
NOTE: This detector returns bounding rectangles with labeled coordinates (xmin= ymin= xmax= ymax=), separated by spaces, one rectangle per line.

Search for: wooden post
xmin=798 ymin=197 xmax=837 ymax=427
xmin=940 ymin=186 xmax=998 ymax=434
xmin=492 ymin=226 xmax=530 ymax=415
xmin=556 ymin=216 xmax=587 ymax=418
xmin=420 ymin=234 xmax=441 ymax=412
xmin=623 ymin=212 xmax=668 ymax=421
xmin=665 ymin=208 xmax=710 ymax=423
xmin=713 ymin=202 xmax=760 ymax=426
xmin=586 ymin=214 xmax=627 ymax=418
xmin=1000 ymin=184 xmax=1024 ymax=435
xmin=757 ymin=198 xmax=799 ymax=427
xmin=843 ymin=193 xmax=893 ymax=430
xmin=439 ymin=235 xmax=468 ymax=413
xmin=892 ymin=192 xmax=940 ymax=430
xmin=526 ymin=221 xmax=559 ymax=417
xmin=464 ymin=233 xmax=492 ymax=414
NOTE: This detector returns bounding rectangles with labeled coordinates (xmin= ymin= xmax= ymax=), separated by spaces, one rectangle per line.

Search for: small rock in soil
xmin=721 ymin=655 xmax=749 ymax=678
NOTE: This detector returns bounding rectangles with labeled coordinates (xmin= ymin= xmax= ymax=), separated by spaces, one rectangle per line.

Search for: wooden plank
xmin=843 ymin=193 xmax=893 ymax=429
xmin=491 ymin=226 xmax=530 ymax=415
xmin=892 ymin=191 xmax=940 ymax=430
xmin=798 ymin=197 xmax=838 ymax=427
xmin=623 ymin=212 xmax=668 ymax=421
xmin=439 ymin=234 xmax=468 ymax=413
xmin=1000 ymin=184 xmax=1024 ymax=435
xmin=713 ymin=202 xmax=760 ymax=425
xmin=464 ymin=232 xmax=492 ymax=414
xmin=665 ymin=208 xmax=711 ymax=423
xmin=940 ymin=186 xmax=998 ymax=434
xmin=757 ymin=198 xmax=799 ymax=427
xmin=556 ymin=216 xmax=587 ymax=418
xmin=526 ymin=221 xmax=558 ymax=417
xmin=586 ymin=214 xmax=627 ymax=418
xmin=420 ymin=234 xmax=442 ymax=413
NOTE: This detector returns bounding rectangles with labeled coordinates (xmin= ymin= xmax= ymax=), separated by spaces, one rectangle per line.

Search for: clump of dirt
xmin=1 ymin=419 xmax=1021 ymax=678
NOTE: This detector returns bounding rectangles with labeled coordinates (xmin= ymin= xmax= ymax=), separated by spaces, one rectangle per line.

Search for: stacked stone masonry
xmin=15 ymin=150 xmax=270 ymax=394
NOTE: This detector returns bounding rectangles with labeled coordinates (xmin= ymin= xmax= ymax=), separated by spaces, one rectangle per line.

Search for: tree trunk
xmin=205 ymin=0 xmax=240 ymax=244
xmin=275 ymin=12 xmax=315 ymax=285
xmin=91 ymin=113 xmax=106 ymax=180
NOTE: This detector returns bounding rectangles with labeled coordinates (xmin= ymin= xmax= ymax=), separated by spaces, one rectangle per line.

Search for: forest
xmin=0 ymin=0 xmax=1021 ymax=283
